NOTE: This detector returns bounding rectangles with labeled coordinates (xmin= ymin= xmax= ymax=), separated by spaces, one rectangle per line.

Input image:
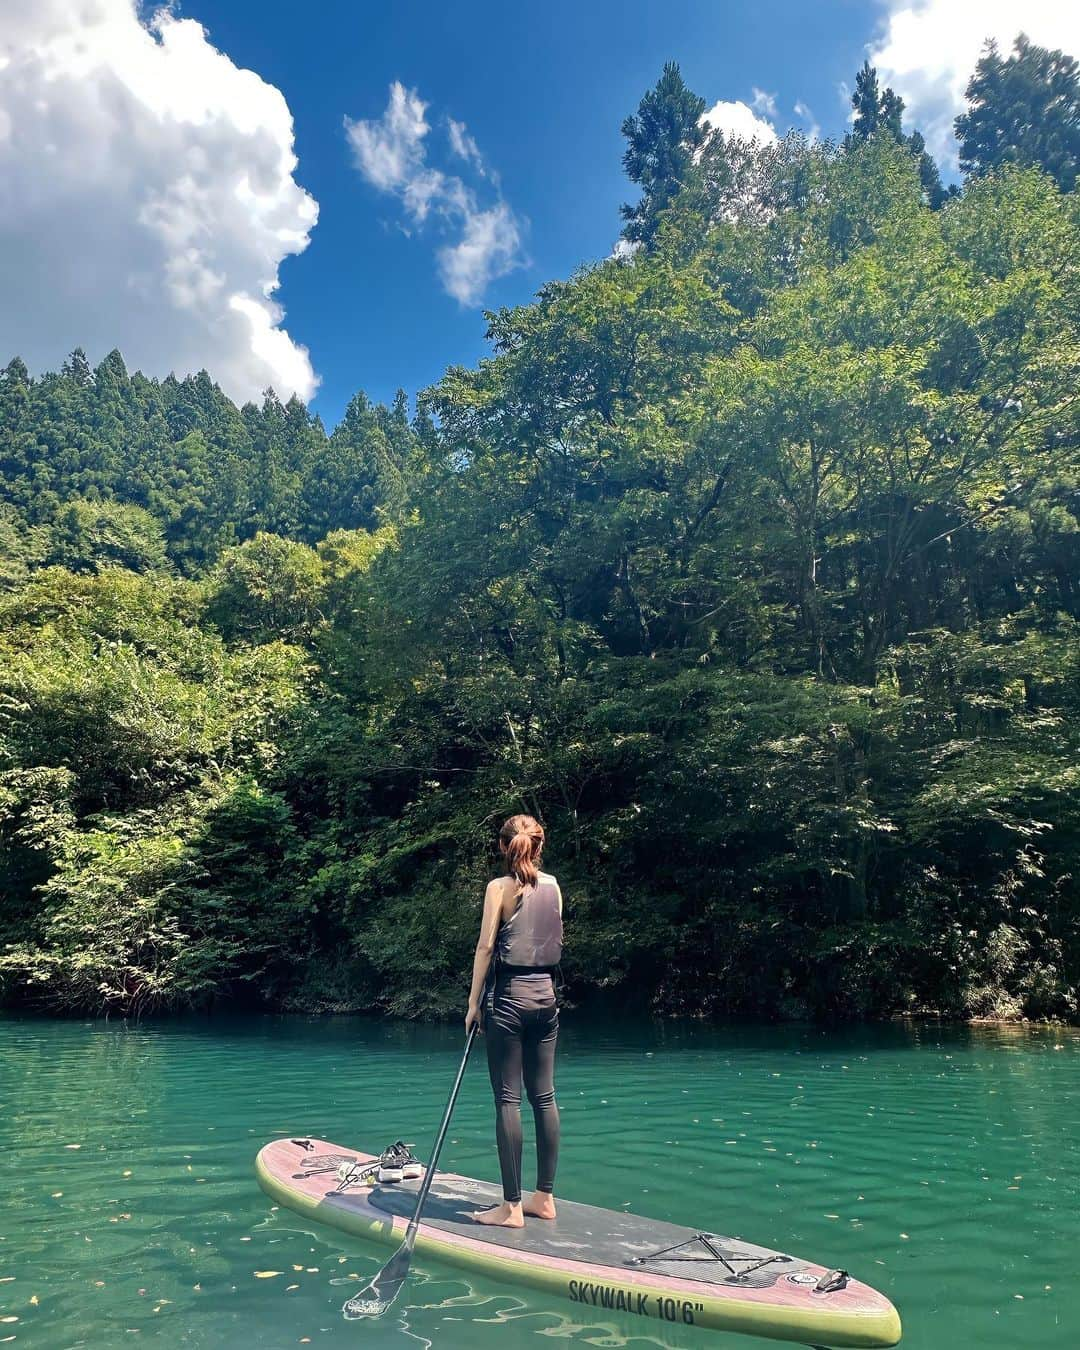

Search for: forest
xmin=1 ymin=39 xmax=1078 ymax=1022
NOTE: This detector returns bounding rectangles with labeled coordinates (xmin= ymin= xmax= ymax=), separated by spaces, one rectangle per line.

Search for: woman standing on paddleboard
xmin=465 ymin=814 xmax=563 ymax=1228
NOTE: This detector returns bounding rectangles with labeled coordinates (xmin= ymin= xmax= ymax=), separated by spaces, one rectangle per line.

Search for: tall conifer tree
xmin=620 ymin=63 xmax=708 ymax=248
xmin=956 ymin=34 xmax=1080 ymax=191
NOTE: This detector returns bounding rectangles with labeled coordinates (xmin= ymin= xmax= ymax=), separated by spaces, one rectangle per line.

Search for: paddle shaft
xmin=340 ymin=1023 xmax=480 ymax=1319
xmin=405 ymin=1022 xmax=478 ymax=1245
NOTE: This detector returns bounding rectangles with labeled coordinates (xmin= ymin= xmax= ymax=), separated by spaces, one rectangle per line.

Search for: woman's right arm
xmin=465 ymin=881 xmax=503 ymax=1032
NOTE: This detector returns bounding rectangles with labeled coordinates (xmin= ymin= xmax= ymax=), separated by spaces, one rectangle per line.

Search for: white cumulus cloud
xmin=0 ymin=0 xmax=318 ymax=404
xmin=345 ymin=82 xmax=525 ymax=307
xmin=701 ymin=99 xmax=778 ymax=146
xmin=868 ymin=0 xmax=1080 ymax=169
xmin=751 ymin=87 xmax=779 ymax=120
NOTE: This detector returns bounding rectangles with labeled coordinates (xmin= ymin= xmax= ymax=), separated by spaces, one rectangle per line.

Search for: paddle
xmin=342 ymin=1022 xmax=479 ymax=1319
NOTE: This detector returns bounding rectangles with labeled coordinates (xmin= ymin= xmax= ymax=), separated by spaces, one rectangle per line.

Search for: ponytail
xmin=499 ymin=813 xmax=544 ymax=891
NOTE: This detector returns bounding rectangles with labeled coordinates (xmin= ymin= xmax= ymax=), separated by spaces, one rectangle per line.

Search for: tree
xmin=303 ymin=389 xmax=413 ymax=538
xmin=48 ymin=499 xmax=170 ymax=574
xmin=204 ymin=532 xmax=326 ymax=646
xmin=0 ymin=566 xmax=311 ymax=1014
xmin=620 ymin=62 xmax=708 ymax=248
xmin=847 ymin=60 xmax=948 ymax=208
xmin=905 ymin=129 xmax=948 ymax=209
xmin=0 ymin=504 xmax=48 ymax=587
xmin=956 ymin=34 xmax=1080 ymax=191
xmin=850 ymin=61 xmax=884 ymax=140
xmin=61 ymin=348 xmax=92 ymax=385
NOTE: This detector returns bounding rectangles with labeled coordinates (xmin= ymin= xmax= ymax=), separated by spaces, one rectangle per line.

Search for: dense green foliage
xmin=0 ymin=351 xmax=420 ymax=573
xmin=2 ymin=55 xmax=1078 ymax=1022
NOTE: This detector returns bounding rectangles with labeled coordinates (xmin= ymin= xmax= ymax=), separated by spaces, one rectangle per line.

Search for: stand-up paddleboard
xmin=256 ymin=1138 xmax=901 ymax=1347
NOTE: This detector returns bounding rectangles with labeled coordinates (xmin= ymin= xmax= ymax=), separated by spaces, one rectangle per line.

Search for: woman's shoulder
xmin=537 ymin=870 xmax=558 ymax=887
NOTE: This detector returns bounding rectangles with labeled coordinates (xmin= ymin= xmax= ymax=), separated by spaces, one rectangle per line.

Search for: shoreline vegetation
xmin=2 ymin=50 xmax=1079 ymax=1025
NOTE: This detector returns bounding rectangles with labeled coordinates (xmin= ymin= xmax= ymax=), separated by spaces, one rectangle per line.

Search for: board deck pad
xmin=256 ymin=1137 xmax=902 ymax=1347
xmin=367 ymin=1173 xmax=795 ymax=1289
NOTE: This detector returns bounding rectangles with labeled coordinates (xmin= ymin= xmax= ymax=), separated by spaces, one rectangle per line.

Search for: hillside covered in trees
xmin=1 ymin=40 xmax=1078 ymax=1021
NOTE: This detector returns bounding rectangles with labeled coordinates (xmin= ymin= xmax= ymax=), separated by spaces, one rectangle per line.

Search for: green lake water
xmin=0 ymin=1014 xmax=1075 ymax=1349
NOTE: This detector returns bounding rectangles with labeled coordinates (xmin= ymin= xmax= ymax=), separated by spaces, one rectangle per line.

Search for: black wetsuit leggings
xmin=485 ymin=973 xmax=560 ymax=1204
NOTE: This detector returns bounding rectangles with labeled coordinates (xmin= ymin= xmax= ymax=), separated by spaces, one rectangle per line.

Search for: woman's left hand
xmin=465 ymin=1001 xmax=482 ymax=1034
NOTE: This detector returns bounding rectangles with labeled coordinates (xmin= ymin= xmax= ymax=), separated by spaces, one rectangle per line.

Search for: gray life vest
xmin=494 ymin=876 xmax=563 ymax=972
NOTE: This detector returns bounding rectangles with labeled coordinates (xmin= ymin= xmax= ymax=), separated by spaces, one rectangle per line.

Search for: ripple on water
xmin=1 ymin=1015 xmax=1077 ymax=1349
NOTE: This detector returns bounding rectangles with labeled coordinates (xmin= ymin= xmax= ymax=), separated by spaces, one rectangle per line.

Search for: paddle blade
xmin=342 ymin=1239 xmax=412 ymax=1319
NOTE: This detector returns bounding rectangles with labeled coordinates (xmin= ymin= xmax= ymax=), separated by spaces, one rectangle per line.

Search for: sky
xmin=1 ymin=1 xmax=1078 ymax=428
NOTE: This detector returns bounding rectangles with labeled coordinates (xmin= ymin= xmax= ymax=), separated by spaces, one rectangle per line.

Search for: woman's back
xmin=495 ymin=873 xmax=563 ymax=973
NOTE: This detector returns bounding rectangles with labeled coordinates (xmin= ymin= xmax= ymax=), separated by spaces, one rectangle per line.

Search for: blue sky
xmin=181 ymin=0 xmax=880 ymax=425
xmin=3 ymin=2 xmax=1070 ymax=428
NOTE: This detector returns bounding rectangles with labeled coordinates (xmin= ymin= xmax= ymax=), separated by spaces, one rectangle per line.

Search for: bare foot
xmin=471 ymin=1201 xmax=525 ymax=1228
xmin=523 ymin=1191 xmax=557 ymax=1220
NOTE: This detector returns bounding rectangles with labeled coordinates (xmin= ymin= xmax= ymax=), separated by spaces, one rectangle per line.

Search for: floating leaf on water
xmin=65 ymin=1144 xmax=81 ymax=1150
xmin=51 ymin=1193 xmax=62 ymax=1199
xmin=287 ymin=1284 xmax=299 ymax=1291
xmin=305 ymin=1267 xmax=318 ymax=1273
xmin=123 ymin=1171 xmax=132 ymax=1178
xmin=253 ymin=1271 xmax=282 ymax=1279
xmin=0 ymin=1318 xmax=18 ymax=1323
xmin=193 ymin=1284 xmax=201 ymax=1292
xmin=28 ymin=1298 xmax=37 ymax=1308
xmin=292 ymin=1265 xmax=303 ymax=1272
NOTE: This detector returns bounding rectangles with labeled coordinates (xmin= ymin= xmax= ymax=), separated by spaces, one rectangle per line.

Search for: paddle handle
xmin=405 ymin=1023 xmax=478 ymax=1243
